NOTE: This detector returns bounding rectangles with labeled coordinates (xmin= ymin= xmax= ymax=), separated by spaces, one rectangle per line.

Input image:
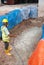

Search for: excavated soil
xmin=0 ymin=17 xmax=44 ymax=65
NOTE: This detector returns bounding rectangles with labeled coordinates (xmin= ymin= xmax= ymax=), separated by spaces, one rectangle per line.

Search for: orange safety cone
xmin=28 ymin=39 xmax=44 ymax=65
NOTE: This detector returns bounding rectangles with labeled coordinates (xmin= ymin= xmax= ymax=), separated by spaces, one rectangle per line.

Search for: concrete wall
xmin=38 ymin=0 xmax=44 ymax=17
xmin=0 ymin=0 xmax=1 ymax=4
xmin=39 ymin=0 xmax=44 ymax=6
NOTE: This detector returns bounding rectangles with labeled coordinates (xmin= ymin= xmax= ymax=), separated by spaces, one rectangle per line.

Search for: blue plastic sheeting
xmin=41 ymin=24 xmax=44 ymax=39
xmin=20 ymin=7 xmax=30 ymax=20
xmin=0 ymin=9 xmax=23 ymax=37
xmin=29 ymin=6 xmax=38 ymax=18
xmin=0 ymin=6 xmax=38 ymax=37
xmin=0 ymin=9 xmax=23 ymax=30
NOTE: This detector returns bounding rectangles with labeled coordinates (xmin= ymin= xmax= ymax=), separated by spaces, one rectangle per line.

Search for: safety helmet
xmin=2 ymin=19 xmax=8 ymax=23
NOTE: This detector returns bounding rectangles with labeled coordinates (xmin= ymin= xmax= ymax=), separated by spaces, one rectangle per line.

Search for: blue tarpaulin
xmin=29 ymin=6 xmax=38 ymax=18
xmin=0 ymin=6 xmax=38 ymax=37
xmin=20 ymin=7 xmax=30 ymax=20
xmin=0 ymin=9 xmax=23 ymax=37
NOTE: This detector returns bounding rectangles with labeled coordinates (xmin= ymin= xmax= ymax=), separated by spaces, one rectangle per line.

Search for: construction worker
xmin=1 ymin=19 xmax=15 ymax=56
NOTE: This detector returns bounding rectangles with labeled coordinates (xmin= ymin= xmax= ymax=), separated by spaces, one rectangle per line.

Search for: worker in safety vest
xmin=1 ymin=19 xmax=15 ymax=56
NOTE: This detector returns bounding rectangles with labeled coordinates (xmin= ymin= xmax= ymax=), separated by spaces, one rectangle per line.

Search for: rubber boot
xmin=5 ymin=49 xmax=11 ymax=56
xmin=8 ymin=46 xmax=12 ymax=51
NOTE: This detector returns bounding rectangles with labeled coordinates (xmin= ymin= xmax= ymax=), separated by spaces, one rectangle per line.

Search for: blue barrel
xmin=29 ymin=6 xmax=38 ymax=18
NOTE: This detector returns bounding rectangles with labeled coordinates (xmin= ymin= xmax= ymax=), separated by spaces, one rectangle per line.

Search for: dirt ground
xmin=0 ymin=17 xmax=44 ymax=65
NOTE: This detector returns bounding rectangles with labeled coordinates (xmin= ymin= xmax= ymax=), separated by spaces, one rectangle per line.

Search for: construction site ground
xmin=0 ymin=17 xmax=44 ymax=65
xmin=0 ymin=4 xmax=44 ymax=65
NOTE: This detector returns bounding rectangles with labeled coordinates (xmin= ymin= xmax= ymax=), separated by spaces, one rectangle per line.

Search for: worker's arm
xmin=4 ymin=27 xmax=16 ymax=37
xmin=8 ymin=34 xmax=16 ymax=37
